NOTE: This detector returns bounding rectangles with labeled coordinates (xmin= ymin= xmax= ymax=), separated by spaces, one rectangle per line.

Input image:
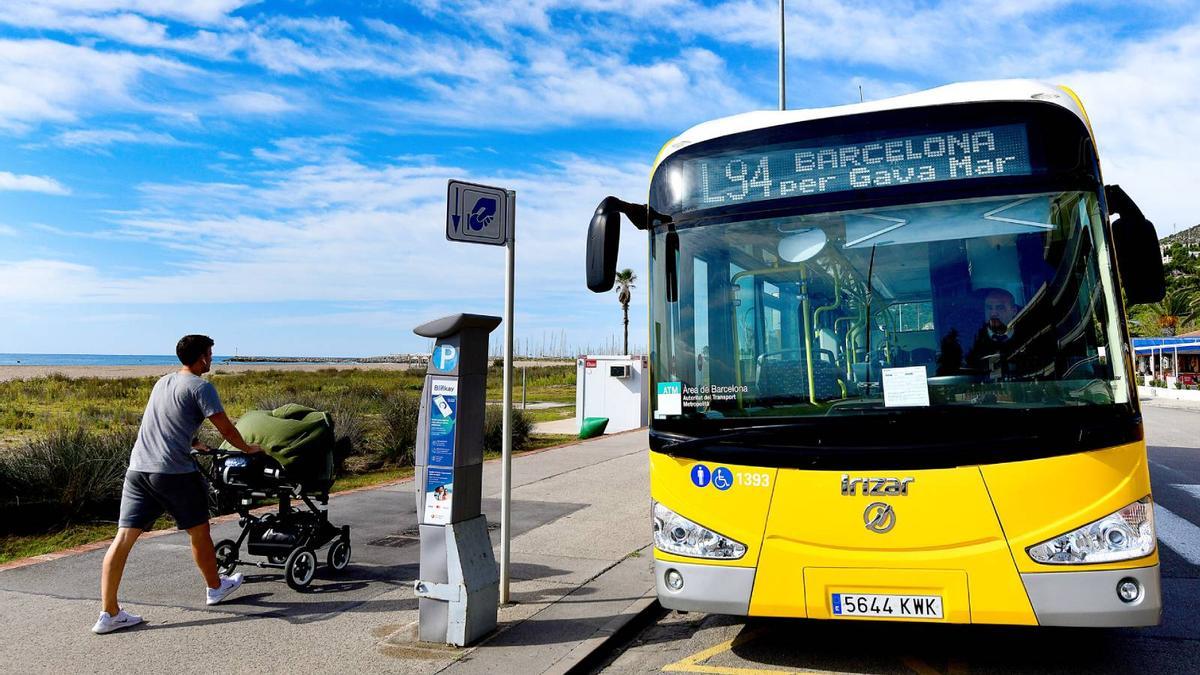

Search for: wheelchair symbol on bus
xmin=691 ymin=464 xmax=733 ymax=491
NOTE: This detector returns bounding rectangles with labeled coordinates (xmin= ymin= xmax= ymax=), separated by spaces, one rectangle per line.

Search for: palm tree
xmin=614 ymin=268 xmax=637 ymax=355
xmin=1144 ymin=288 xmax=1197 ymax=336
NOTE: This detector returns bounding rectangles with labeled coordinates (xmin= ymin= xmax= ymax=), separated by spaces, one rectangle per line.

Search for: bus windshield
xmin=648 ymin=189 xmax=1131 ymax=423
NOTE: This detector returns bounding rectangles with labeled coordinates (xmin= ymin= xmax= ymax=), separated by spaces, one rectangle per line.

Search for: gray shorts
xmin=118 ymin=470 xmax=210 ymax=531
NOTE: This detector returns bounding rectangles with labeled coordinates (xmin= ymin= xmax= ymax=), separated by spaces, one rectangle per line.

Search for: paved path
xmin=533 ymin=417 xmax=579 ymax=435
xmin=0 ymin=430 xmax=652 ymax=674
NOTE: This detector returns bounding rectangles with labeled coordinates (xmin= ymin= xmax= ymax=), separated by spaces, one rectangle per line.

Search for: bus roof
xmin=653 ymin=80 xmax=1092 ymax=173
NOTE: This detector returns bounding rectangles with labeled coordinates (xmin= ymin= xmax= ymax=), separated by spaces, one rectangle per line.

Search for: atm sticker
xmin=657 ymin=382 xmax=682 ymax=416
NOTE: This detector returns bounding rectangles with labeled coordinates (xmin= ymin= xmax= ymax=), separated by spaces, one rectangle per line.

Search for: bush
xmin=484 ymin=406 xmax=532 ymax=454
xmin=378 ymin=392 xmax=421 ymax=467
xmin=0 ymin=426 xmax=136 ymax=530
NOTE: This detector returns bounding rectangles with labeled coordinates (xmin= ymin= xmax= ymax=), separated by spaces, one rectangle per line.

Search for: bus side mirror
xmin=587 ymin=197 xmax=651 ymax=293
xmin=587 ymin=197 xmax=623 ymax=292
xmin=1106 ymin=185 xmax=1165 ymax=305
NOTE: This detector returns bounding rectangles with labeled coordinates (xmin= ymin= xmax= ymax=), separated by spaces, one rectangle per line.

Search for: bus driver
xmin=967 ymin=288 xmax=1020 ymax=371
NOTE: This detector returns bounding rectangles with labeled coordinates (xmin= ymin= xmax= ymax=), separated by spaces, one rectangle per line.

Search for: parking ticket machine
xmin=412 ymin=313 xmax=501 ymax=646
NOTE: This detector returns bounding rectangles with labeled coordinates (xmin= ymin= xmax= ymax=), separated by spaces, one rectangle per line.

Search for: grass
xmin=328 ymin=466 xmax=412 ymax=492
xmin=0 ymin=365 xmax=577 ymax=437
xmin=0 ymin=516 xmax=174 ymax=566
xmin=521 ymin=404 xmax=575 ymax=423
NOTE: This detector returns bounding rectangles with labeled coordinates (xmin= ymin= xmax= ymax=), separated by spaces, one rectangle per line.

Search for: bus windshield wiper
xmin=660 ymin=423 xmax=822 ymax=454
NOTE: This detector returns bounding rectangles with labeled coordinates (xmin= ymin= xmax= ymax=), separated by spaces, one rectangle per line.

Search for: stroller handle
xmin=190 ymin=446 xmax=241 ymax=457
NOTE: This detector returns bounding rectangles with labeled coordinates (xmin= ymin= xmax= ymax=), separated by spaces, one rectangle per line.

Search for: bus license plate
xmin=831 ymin=593 xmax=943 ymax=619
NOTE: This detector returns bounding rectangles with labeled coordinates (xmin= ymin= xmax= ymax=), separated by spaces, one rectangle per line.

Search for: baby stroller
xmin=193 ymin=404 xmax=351 ymax=591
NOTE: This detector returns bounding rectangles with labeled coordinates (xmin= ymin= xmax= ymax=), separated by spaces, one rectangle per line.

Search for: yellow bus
xmin=586 ymin=80 xmax=1167 ymax=626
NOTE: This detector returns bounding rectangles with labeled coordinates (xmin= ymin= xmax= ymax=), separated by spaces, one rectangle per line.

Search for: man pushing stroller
xmin=93 ymin=335 xmax=263 ymax=635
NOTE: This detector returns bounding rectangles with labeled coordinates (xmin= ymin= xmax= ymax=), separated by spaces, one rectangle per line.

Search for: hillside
xmin=1161 ymin=223 xmax=1200 ymax=247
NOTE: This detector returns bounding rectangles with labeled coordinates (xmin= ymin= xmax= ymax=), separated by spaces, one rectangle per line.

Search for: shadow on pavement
xmin=723 ymin=618 xmax=1193 ymax=675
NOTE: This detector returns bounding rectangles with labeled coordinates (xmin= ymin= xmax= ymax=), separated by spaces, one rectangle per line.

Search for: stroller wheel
xmin=285 ymin=547 xmax=317 ymax=590
xmin=214 ymin=539 xmax=239 ymax=575
xmin=327 ymin=538 xmax=351 ymax=572
xmin=268 ymin=554 xmax=288 ymax=565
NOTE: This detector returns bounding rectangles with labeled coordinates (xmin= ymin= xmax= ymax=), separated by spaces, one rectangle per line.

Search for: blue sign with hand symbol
xmin=447 ymin=180 xmax=510 ymax=246
xmin=468 ymin=197 xmax=497 ymax=231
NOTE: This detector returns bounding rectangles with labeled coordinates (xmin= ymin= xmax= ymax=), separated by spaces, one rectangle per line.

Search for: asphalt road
xmin=595 ymin=403 xmax=1200 ymax=674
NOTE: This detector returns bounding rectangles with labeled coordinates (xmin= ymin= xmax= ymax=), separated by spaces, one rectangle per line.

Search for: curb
xmin=553 ymin=595 xmax=663 ymax=675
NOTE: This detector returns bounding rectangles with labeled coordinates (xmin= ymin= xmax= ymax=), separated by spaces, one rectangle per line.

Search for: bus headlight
xmin=1027 ymin=497 xmax=1155 ymax=564
xmin=652 ymin=502 xmax=747 ymax=560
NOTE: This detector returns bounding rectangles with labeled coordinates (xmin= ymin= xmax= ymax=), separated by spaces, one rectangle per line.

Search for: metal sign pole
xmin=500 ymin=190 xmax=516 ymax=604
xmin=778 ymin=0 xmax=786 ymax=111
xmin=444 ymin=178 xmax=516 ymax=608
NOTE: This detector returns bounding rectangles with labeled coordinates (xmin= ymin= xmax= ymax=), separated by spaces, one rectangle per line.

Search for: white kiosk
xmin=575 ymin=355 xmax=648 ymax=434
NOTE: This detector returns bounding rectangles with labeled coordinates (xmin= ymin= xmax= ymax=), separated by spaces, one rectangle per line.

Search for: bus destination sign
xmin=681 ymin=124 xmax=1032 ymax=211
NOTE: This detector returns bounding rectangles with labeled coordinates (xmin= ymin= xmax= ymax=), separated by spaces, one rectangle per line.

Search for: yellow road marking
xmin=662 ymin=626 xmax=841 ymax=674
xmin=663 ymin=627 xmax=970 ymax=675
xmin=663 ymin=627 xmax=777 ymax=674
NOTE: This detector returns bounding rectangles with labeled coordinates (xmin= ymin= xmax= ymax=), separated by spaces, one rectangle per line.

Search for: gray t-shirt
xmin=129 ymin=372 xmax=224 ymax=474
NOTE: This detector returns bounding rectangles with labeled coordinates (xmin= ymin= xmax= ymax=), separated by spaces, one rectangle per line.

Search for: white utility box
xmin=575 ymin=355 xmax=648 ymax=434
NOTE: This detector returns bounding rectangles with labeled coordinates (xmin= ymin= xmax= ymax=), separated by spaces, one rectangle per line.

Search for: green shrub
xmin=378 ymin=392 xmax=420 ymax=467
xmin=484 ymin=406 xmax=532 ymax=454
xmin=0 ymin=426 xmax=136 ymax=529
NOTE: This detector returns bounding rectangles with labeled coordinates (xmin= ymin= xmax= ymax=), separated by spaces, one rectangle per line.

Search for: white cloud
xmin=217 ymin=90 xmax=294 ymax=114
xmin=53 ymin=127 xmax=185 ymax=148
xmin=1058 ymin=22 xmax=1200 ymax=232
xmin=0 ymin=171 xmax=70 ymax=195
xmin=250 ymin=135 xmax=353 ymax=163
xmin=0 ymin=38 xmax=188 ymax=131
xmin=385 ymin=46 xmax=756 ymax=130
xmin=0 ymin=223 xmax=17 ymax=236
xmin=0 ymin=259 xmax=100 ymax=302
xmin=0 ymin=1 xmax=252 ymax=30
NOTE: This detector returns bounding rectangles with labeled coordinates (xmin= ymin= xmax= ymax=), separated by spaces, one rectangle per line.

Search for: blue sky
xmin=0 ymin=1 xmax=1197 ymax=356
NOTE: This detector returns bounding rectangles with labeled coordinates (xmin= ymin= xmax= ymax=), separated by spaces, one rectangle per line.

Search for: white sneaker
xmin=92 ymin=609 xmax=143 ymax=634
xmin=205 ymin=573 xmax=244 ymax=606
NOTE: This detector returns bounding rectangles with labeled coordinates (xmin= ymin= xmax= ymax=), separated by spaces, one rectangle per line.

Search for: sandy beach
xmin=0 ymin=362 xmax=420 ymax=383
xmin=0 ymin=359 xmax=573 ymax=383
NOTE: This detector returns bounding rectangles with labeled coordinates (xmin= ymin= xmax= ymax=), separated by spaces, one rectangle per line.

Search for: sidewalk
xmin=0 ymin=431 xmax=654 ymax=674
xmin=533 ymin=417 xmax=579 ymax=435
xmin=1140 ymin=389 xmax=1200 ymax=412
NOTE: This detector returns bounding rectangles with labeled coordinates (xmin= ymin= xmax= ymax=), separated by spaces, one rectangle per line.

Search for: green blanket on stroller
xmin=220 ymin=404 xmax=335 ymax=488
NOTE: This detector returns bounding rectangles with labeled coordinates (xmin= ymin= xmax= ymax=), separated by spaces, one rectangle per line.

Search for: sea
xmin=1 ymin=354 xmax=282 ymax=366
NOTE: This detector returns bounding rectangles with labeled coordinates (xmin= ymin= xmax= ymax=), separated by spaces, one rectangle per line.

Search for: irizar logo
xmin=841 ymin=474 xmax=915 ymax=496
xmin=863 ymin=502 xmax=897 ymax=533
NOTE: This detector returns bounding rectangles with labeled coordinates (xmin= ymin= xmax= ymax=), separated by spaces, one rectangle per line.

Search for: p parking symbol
xmin=432 ymin=345 xmax=459 ymax=372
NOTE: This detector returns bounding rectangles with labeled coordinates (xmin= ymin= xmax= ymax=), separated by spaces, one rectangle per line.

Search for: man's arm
xmin=208 ymin=412 xmax=263 ymax=454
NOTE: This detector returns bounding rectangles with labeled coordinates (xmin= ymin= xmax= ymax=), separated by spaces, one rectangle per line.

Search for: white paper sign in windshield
xmin=680 ymin=124 xmax=1031 ymax=212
